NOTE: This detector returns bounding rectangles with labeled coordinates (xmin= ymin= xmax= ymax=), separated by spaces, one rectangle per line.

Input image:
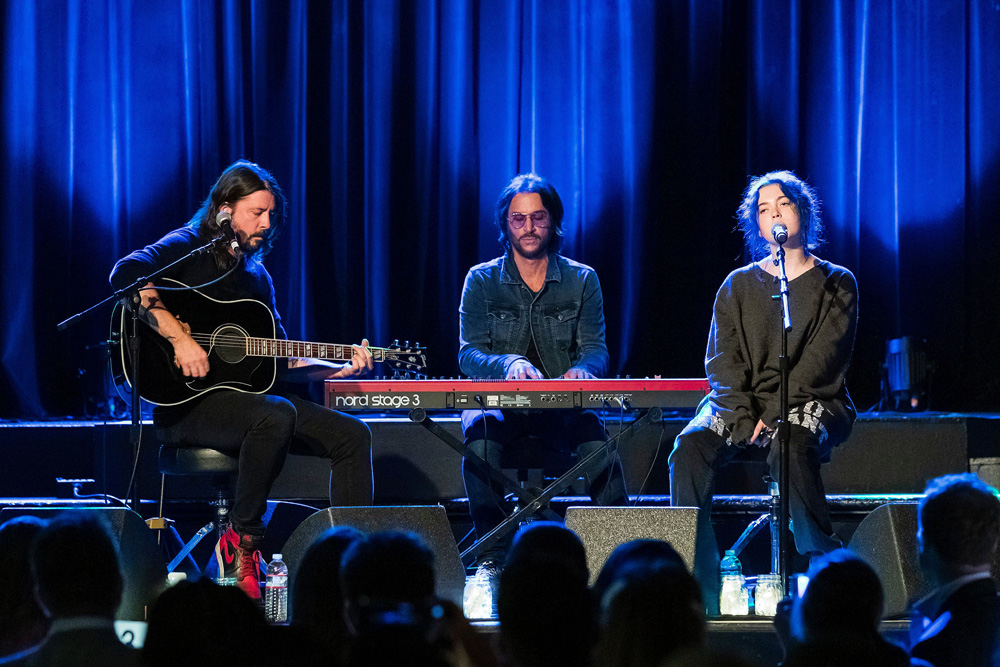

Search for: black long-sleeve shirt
xmin=109 ymin=225 xmax=287 ymax=340
xmin=700 ymin=259 xmax=858 ymax=445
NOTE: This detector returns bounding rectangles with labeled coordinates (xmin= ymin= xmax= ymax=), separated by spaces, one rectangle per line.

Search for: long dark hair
xmin=495 ymin=173 xmax=565 ymax=253
xmin=736 ymin=170 xmax=824 ymax=259
xmin=187 ymin=160 xmax=286 ymax=265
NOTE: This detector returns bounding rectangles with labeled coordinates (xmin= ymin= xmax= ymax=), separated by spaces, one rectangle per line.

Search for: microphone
xmin=771 ymin=223 xmax=788 ymax=245
xmin=215 ymin=211 xmax=241 ymax=254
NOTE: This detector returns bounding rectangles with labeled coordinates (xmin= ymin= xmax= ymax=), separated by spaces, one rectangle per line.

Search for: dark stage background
xmin=2 ymin=0 xmax=999 ymax=419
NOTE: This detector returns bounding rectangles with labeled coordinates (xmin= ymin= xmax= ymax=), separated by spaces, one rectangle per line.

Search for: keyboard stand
xmin=408 ymin=406 xmax=663 ymax=565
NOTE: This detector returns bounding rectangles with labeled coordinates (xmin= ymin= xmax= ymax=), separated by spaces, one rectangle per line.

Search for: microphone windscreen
xmin=771 ymin=223 xmax=788 ymax=244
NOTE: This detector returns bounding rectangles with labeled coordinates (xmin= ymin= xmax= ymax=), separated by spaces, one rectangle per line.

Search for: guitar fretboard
xmin=246 ymin=338 xmax=388 ymax=362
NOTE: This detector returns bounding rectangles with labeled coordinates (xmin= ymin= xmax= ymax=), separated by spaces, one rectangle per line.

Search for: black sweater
xmin=109 ymin=225 xmax=287 ymax=340
xmin=700 ymin=259 xmax=858 ymax=445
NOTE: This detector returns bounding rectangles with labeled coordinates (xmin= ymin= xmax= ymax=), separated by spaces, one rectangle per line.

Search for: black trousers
xmin=668 ymin=413 xmax=843 ymax=607
xmin=155 ymin=392 xmax=373 ymax=536
xmin=462 ymin=409 xmax=627 ymax=562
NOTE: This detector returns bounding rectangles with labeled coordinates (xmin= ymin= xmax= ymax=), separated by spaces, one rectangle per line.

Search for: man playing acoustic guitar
xmin=110 ymin=160 xmax=374 ymax=599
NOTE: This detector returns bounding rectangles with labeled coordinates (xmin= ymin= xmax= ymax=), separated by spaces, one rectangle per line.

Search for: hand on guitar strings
xmin=329 ymin=338 xmax=375 ymax=379
xmin=170 ymin=321 xmax=210 ymax=378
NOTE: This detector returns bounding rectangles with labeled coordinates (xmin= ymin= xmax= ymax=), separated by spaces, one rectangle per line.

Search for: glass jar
xmin=720 ymin=574 xmax=749 ymax=615
xmin=754 ymin=574 xmax=783 ymax=616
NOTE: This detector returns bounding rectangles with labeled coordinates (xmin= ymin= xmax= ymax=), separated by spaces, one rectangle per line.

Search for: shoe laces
xmin=238 ymin=547 xmax=262 ymax=581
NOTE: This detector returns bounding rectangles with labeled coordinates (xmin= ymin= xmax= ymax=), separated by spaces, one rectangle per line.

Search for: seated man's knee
xmin=348 ymin=418 xmax=373 ymax=452
xmin=465 ymin=438 xmax=503 ymax=460
xmin=258 ymin=396 xmax=297 ymax=435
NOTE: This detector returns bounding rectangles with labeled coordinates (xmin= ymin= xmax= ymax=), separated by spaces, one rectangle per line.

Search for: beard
xmin=510 ymin=232 xmax=550 ymax=259
xmin=239 ymin=232 xmax=267 ymax=255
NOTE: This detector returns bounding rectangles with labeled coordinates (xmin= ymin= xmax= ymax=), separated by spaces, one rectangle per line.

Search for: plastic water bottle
xmin=719 ymin=549 xmax=748 ymax=615
xmin=265 ymin=554 xmax=288 ymax=623
xmin=720 ymin=549 xmax=742 ymax=579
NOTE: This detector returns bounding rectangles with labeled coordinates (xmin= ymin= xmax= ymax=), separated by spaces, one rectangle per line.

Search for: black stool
xmin=152 ymin=445 xmax=240 ymax=574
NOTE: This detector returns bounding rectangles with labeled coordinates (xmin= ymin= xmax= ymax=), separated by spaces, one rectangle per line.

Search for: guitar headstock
xmin=383 ymin=340 xmax=428 ymax=378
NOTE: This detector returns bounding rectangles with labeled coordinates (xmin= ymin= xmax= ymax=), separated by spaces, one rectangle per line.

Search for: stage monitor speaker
xmin=847 ymin=502 xmax=924 ymax=617
xmin=281 ymin=505 xmax=465 ymax=606
xmin=564 ymin=506 xmax=699 ymax=584
xmin=0 ymin=507 xmax=167 ymax=621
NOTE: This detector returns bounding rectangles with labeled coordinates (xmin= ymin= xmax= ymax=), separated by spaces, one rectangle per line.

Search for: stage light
xmin=883 ymin=336 xmax=932 ymax=411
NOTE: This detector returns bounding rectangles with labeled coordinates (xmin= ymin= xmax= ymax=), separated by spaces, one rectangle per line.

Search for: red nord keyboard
xmin=324 ymin=377 xmax=711 ymax=411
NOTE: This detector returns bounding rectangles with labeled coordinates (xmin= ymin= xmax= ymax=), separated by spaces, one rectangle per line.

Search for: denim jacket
xmin=458 ymin=251 xmax=609 ymax=379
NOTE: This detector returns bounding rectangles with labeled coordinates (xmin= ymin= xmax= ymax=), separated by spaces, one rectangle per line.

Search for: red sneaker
xmin=235 ymin=535 xmax=263 ymax=600
xmin=214 ymin=527 xmax=240 ymax=580
xmin=214 ymin=527 xmax=262 ymax=600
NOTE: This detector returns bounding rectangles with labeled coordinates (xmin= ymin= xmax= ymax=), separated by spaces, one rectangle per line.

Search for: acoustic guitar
xmin=110 ymin=278 xmax=427 ymax=406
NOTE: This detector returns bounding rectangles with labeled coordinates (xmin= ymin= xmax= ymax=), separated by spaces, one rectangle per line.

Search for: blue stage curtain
xmin=2 ymin=0 xmax=999 ymax=418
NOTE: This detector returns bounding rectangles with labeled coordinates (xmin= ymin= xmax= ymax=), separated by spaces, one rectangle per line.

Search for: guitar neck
xmin=246 ymin=338 xmax=390 ymax=363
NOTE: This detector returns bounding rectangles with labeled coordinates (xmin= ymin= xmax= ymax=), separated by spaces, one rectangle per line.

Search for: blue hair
xmin=736 ymin=170 xmax=824 ymax=259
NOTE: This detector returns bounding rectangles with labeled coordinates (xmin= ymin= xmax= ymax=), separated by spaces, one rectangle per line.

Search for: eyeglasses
xmin=508 ymin=211 xmax=551 ymax=229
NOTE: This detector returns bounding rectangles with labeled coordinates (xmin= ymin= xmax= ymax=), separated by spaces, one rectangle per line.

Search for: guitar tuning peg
xmin=393 ymin=339 xmax=400 ymax=347
xmin=404 ymin=340 xmax=410 ymax=348
xmin=414 ymin=341 xmax=420 ymax=349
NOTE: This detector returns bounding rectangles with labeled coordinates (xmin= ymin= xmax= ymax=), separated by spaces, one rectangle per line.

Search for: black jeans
xmin=462 ymin=409 xmax=627 ymax=562
xmin=155 ymin=392 xmax=373 ymax=536
xmin=668 ymin=417 xmax=843 ymax=610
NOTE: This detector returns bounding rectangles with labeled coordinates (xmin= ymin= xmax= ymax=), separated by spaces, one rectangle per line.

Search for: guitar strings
xmin=182 ymin=332 xmax=397 ymax=353
xmin=179 ymin=332 xmax=413 ymax=360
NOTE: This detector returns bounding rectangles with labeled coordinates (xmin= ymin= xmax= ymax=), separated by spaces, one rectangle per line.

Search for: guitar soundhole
xmin=212 ymin=325 xmax=249 ymax=364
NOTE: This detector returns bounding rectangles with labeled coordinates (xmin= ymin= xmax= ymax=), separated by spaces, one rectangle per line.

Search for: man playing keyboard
xmin=457 ymin=173 xmax=627 ymax=593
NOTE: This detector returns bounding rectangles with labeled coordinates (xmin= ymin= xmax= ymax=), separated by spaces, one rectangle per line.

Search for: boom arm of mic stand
xmin=57 ymin=238 xmax=226 ymax=332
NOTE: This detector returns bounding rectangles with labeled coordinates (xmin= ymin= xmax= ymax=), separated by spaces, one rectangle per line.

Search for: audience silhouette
xmin=0 ymin=511 xmax=138 ymax=667
xmin=290 ymin=525 xmax=364 ymax=663
xmin=597 ymin=561 xmax=705 ymax=667
xmin=497 ymin=522 xmax=598 ymax=667
xmin=910 ymin=474 xmax=1000 ymax=667
xmin=778 ymin=549 xmax=911 ymax=667
xmin=5 ymin=474 xmax=999 ymax=667
xmin=0 ymin=516 xmax=49 ymax=659
xmin=591 ymin=537 xmax=687 ymax=603
xmin=143 ymin=577 xmax=267 ymax=666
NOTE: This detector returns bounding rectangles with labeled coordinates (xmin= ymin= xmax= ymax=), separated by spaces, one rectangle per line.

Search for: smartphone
xmin=795 ymin=573 xmax=810 ymax=599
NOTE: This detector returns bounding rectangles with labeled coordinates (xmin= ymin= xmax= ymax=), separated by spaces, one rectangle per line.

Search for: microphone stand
xmin=58 ymin=236 xmax=234 ymax=514
xmin=772 ymin=242 xmax=793 ymax=597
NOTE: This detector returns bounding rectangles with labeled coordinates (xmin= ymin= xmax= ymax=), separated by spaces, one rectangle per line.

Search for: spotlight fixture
xmin=883 ymin=336 xmax=932 ymax=411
